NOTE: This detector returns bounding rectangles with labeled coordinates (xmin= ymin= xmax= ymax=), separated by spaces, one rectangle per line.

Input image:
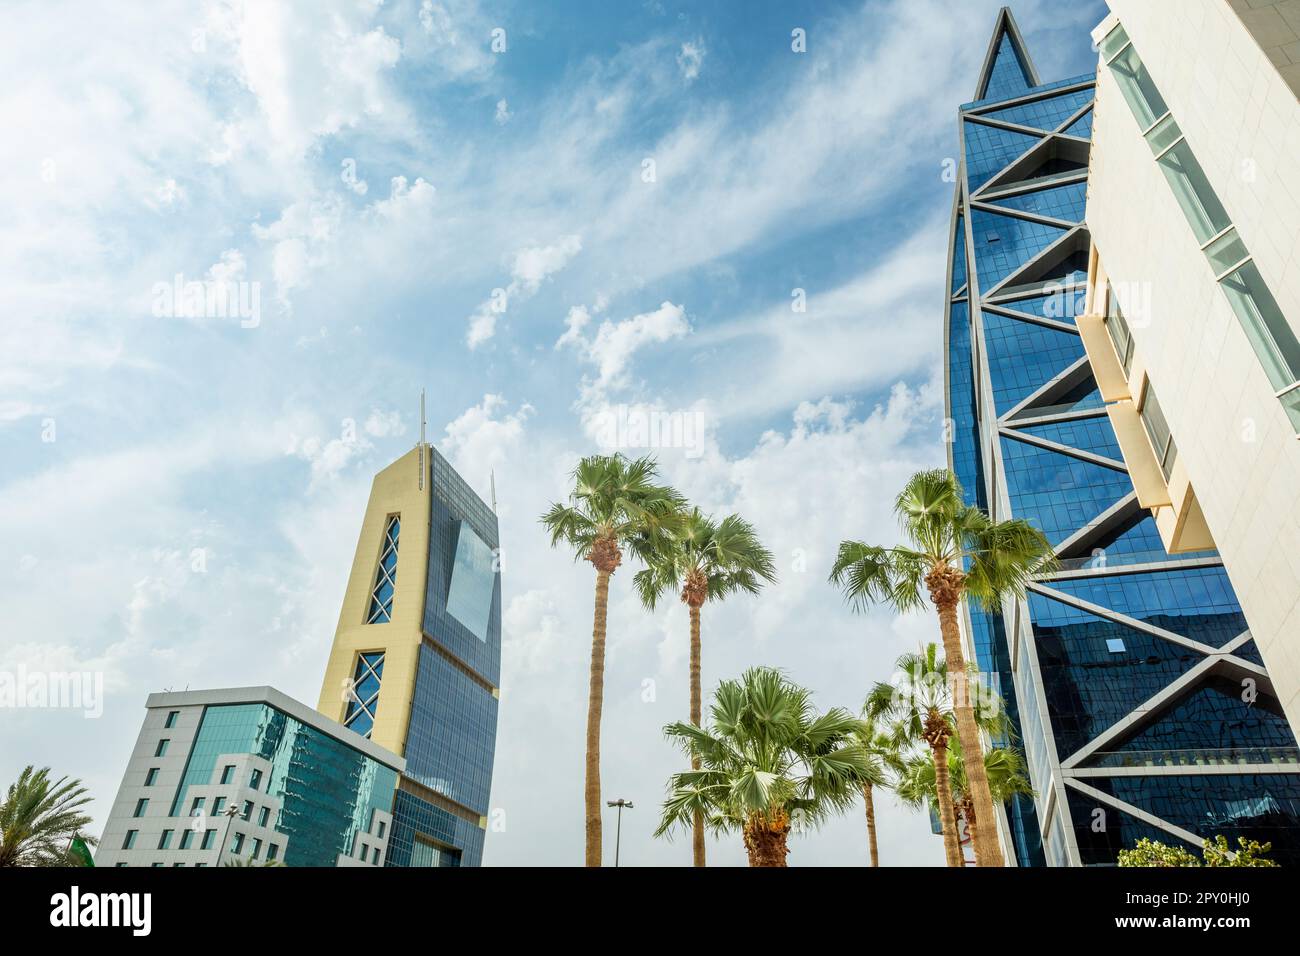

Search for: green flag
xmin=69 ymin=835 xmax=95 ymax=867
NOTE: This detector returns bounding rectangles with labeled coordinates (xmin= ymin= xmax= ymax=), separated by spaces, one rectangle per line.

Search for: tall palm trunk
xmin=742 ymin=811 xmax=790 ymax=867
xmin=863 ymin=782 xmax=879 ymax=867
xmin=921 ymin=709 xmax=962 ymax=868
xmin=929 ymin=566 xmax=1004 ymax=867
xmin=584 ymin=568 xmax=611 ymax=867
xmin=688 ymin=602 xmax=705 ymax=867
xmin=962 ymin=796 xmax=979 ymax=866
xmin=929 ymin=739 xmax=962 ymax=866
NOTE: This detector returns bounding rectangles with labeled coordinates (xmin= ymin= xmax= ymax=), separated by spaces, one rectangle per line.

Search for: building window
xmin=1101 ymin=28 xmax=1166 ymax=128
xmin=1155 ymin=140 xmax=1231 ymax=244
xmin=248 ymin=768 xmax=263 ymax=791
xmin=446 ymin=521 xmax=497 ymax=642
xmin=219 ymin=764 xmax=235 ymax=785
xmin=241 ymin=800 xmax=254 ymax=822
xmin=158 ymin=830 xmax=173 ymax=850
xmin=251 ymin=838 xmax=262 ymax=860
xmin=372 ymin=846 xmax=382 ymax=865
xmin=376 ymin=821 xmax=386 ymax=839
xmin=164 ymin=710 xmax=179 ymax=729
xmin=213 ymin=797 xmax=226 ymax=814
xmin=343 ymin=651 xmax=385 ymax=739
xmin=258 ymin=806 xmax=270 ymax=827
xmin=1221 ymin=263 xmax=1300 ymax=400
xmin=122 ymin=830 xmax=138 ymax=850
xmin=1104 ymin=283 xmax=1135 ymax=375
xmin=366 ymin=515 xmax=401 ymax=624
xmin=231 ymin=832 xmax=245 ymax=854
xmin=1140 ymin=384 xmax=1177 ymax=481
xmin=144 ymin=768 xmax=159 ymax=787
xmin=201 ymin=829 xmax=216 ymax=851
xmin=190 ymin=796 xmax=205 ymax=815
xmin=267 ymin=843 xmax=279 ymax=862
xmin=133 ymin=799 xmax=148 ymax=818
xmin=180 ymin=829 xmax=194 ymax=850
xmin=155 ymin=739 xmax=169 ymax=757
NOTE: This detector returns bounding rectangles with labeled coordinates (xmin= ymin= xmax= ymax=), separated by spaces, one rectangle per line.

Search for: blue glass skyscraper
xmin=944 ymin=9 xmax=1300 ymax=866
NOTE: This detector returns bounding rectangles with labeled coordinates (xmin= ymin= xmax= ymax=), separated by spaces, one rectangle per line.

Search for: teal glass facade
xmin=169 ymin=703 xmax=398 ymax=867
xmin=944 ymin=14 xmax=1300 ymax=865
xmin=389 ymin=446 xmax=500 ymax=867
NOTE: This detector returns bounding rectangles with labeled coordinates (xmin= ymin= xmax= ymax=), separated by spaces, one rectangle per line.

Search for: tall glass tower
xmin=317 ymin=441 xmax=501 ymax=866
xmin=944 ymin=9 xmax=1300 ymax=866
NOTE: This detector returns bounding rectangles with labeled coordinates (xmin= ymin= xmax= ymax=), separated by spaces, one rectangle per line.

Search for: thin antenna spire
xmin=490 ymin=469 xmax=498 ymax=513
xmin=417 ymin=388 xmax=428 ymax=491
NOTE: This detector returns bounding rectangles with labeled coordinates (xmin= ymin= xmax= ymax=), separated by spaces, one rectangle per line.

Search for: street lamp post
xmin=606 ymin=799 xmax=633 ymax=867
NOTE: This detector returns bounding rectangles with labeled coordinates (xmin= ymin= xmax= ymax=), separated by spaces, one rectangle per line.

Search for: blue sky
xmin=0 ymin=0 xmax=1107 ymax=866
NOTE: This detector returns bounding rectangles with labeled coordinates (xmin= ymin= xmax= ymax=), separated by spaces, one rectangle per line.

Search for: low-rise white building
xmin=96 ymin=687 xmax=402 ymax=868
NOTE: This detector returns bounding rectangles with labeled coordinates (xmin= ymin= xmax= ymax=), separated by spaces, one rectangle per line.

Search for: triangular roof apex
xmin=973 ymin=7 xmax=1042 ymax=101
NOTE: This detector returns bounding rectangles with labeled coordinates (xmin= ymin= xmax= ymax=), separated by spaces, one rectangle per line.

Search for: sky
xmin=0 ymin=0 xmax=1109 ymax=866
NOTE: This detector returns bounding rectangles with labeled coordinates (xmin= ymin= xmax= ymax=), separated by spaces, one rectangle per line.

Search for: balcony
xmin=1086 ymin=746 xmax=1300 ymax=769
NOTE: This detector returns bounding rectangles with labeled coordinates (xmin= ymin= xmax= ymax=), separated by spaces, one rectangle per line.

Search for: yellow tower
xmin=318 ymin=434 xmax=502 ymax=867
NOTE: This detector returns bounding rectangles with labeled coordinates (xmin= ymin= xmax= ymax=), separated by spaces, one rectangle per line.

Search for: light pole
xmin=606 ymin=799 xmax=633 ymax=867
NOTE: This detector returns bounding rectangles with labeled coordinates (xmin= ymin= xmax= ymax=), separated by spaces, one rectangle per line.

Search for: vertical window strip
xmin=344 ymin=651 xmax=386 ymax=739
xmin=366 ymin=515 xmax=400 ymax=624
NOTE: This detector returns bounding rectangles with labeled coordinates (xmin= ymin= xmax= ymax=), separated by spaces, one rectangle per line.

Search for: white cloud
xmin=418 ymin=0 xmax=497 ymax=79
xmin=466 ymin=235 xmax=583 ymax=348
xmin=513 ymin=235 xmax=582 ymax=291
xmin=438 ymin=394 xmax=534 ymax=506
xmin=251 ymin=195 xmax=345 ymax=307
xmin=676 ymin=39 xmax=706 ymax=81
xmin=219 ymin=0 xmax=404 ymax=160
xmin=555 ymin=304 xmax=593 ymax=351
xmin=560 ymin=300 xmax=690 ymax=391
xmin=495 ymin=98 xmax=511 ymax=125
xmin=364 ymin=409 xmax=406 ymax=438
xmin=368 ymin=175 xmax=437 ymax=221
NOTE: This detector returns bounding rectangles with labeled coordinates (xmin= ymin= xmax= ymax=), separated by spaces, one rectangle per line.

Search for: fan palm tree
xmin=655 ymin=666 xmax=874 ymax=867
xmin=0 ymin=766 xmax=96 ymax=867
xmin=865 ymin=644 xmax=999 ymax=866
xmin=635 ymin=507 xmax=776 ymax=866
xmin=853 ymin=713 xmax=904 ymax=867
xmin=953 ymin=747 xmax=1033 ymax=864
xmin=541 ymin=453 xmax=685 ymax=867
xmin=896 ymin=745 xmax=1033 ymax=866
xmin=221 ymin=857 xmax=284 ymax=867
xmin=831 ymin=468 xmax=1054 ymax=866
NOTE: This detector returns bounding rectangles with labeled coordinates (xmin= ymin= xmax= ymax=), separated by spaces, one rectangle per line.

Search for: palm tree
xmin=635 ymin=507 xmax=776 ymax=866
xmin=0 ymin=766 xmax=96 ymax=867
xmin=831 ymin=468 xmax=1054 ymax=867
xmin=221 ymin=857 xmax=284 ymax=867
xmin=541 ymin=453 xmax=685 ymax=867
xmin=953 ymin=747 xmax=1033 ymax=865
xmin=853 ymin=713 xmax=904 ymax=867
xmin=866 ymin=646 xmax=964 ymax=866
xmin=655 ymin=666 xmax=873 ymax=867
xmin=896 ymin=746 xmax=1033 ymax=866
